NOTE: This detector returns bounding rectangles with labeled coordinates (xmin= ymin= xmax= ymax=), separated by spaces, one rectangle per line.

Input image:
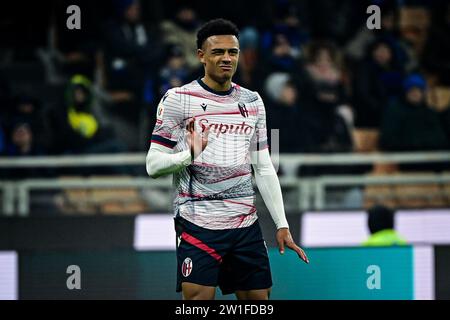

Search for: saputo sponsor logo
xmin=199 ymin=118 xmax=254 ymax=137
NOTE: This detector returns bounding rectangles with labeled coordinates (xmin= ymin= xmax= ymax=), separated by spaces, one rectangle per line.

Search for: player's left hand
xmin=276 ymin=228 xmax=309 ymax=264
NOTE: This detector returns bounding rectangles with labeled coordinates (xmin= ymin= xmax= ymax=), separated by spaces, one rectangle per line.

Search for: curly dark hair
xmin=196 ymin=19 xmax=239 ymax=49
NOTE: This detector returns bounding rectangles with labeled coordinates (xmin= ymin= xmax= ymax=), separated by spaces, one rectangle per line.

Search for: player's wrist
xmin=276 ymin=218 xmax=290 ymax=230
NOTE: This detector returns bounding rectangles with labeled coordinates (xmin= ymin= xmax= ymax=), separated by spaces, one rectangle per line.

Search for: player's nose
xmin=222 ymin=52 xmax=232 ymax=63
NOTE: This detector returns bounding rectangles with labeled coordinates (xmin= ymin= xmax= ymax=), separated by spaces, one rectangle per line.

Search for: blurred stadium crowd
xmin=0 ymin=0 xmax=449 ymax=180
xmin=1 ymin=2 xmax=448 ymax=301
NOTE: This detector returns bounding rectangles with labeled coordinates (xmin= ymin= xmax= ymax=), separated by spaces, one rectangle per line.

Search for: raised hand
xmin=186 ymin=117 xmax=209 ymax=160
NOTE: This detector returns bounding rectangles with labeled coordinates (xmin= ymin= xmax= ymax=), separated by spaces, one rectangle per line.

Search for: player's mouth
xmin=219 ymin=65 xmax=233 ymax=71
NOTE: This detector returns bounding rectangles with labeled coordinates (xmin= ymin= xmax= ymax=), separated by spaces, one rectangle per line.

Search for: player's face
xmin=198 ymin=35 xmax=239 ymax=84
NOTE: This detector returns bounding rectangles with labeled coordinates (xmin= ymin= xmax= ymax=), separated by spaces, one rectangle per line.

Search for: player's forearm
xmin=251 ymin=150 xmax=289 ymax=229
xmin=146 ymin=144 xmax=192 ymax=179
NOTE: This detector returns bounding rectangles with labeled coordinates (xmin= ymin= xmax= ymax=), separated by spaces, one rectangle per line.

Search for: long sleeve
xmin=249 ymin=92 xmax=289 ymax=229
xmin=146 ymin=88 xmax=191 ymax=178
xmin=146 ymin=143 xmax=191 ymax=178
xmin=251 ymin=143 xmax=289 ymax=230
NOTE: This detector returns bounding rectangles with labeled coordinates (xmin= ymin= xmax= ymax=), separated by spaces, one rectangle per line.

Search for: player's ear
xmin=197 ymin=49 xmax=205 ymax=64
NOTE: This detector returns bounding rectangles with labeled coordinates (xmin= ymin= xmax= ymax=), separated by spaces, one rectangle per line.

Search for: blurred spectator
xmin=307 ymin=0 xmax=366 ymax=46
xmin=263 ymin=33 xmax=301 ymax=75
xmin=256 ymin=2 xmax=306 ymax=81
xmin=47 ymin=75 xmax=125 ymax=156
xmin=102 ymin=0 xmax=164 ymax=151
xmin=397 ymin=5 xmax=431 ymax=71
xmin=297 ymin=41 xmax=353 ymax=155
xmin=260 ymin=3 xmax=308 ymax=59
xmin=345 ymin=5 xmax=406 ymax=64
xmin=158 ymin=45 xmax=189 ymax=96
xmin=351 ymin=39 xmax=404 ymax=128
xmin=3 ymin=118 xmax=47 ymax=179
xmin=147 ymin=44 xmax=191 ymax=139
xmin=160 ymin=6 xmax=201 ymax=73
xmin=9 ymin=94 xmax=50 ymax=150
xmin=380 ymin=74 xmax=448 ymax=153
xmin=363 ymin=205 xmax=407 ymax=246
xmin=264 ymin=73 xmax=301 ymax=153
xmin=103 ymin=0 xmax=163 ymax=119
xmin=6 ymin=119 xmax=43 ymax=156
xmin=233 ymin=27 xmax=261 ymax=90
xmin=53 ymin=0 xmax=102 ymax=79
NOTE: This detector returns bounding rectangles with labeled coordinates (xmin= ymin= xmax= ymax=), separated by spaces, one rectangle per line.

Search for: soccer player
xmin=146 ymin=18 xmax=309 ymax=300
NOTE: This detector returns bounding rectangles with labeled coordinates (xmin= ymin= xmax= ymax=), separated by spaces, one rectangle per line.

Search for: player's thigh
xmin=175 ymin=217 xmax=228 ymax=293
xmin=235 ymin=288 xmax=271 ymax=300
xmin=182 ymin=282 xmax=216 ymax=300
xmin=219 ymin=222 xmax=273 ymax=294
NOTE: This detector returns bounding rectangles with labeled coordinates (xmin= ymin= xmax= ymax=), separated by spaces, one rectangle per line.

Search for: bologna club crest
xmin=182 ymin=257 xmax=193 ymax=277
xmin=238 ymin=102 xmax=249 ymax=118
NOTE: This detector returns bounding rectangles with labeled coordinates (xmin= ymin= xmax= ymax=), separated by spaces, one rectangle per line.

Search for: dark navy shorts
xmin=175 ymin=217 xmax=272 ymax=295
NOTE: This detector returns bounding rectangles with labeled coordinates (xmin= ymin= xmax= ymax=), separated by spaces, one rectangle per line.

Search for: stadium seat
xmin=393 ymin=172 xmax=447 ymax=208
xmin=427 ymin=86 xmax=450 ymax=112
xmin=100 ymin=201 xmax=148 ymax=215
xmin=57 ymin=176 xmax=150 ymax=215
xmin=352 ymin=129 xmax=379 ymax=153
xmin=371 ymin=162 xmax=399 ymax=175
xmin=444 ymin=185 xmax=450 ymax=206
xmin=89 ymin=176 xmax=150 ymax=214
xmin=364 ymin=184 xmax=398 ymax=209
xmin=394 ymin=184 xmax=445 ymax=208
xmin=58 ymin=188 xmax=97 ymax=215
xmin=363 ymin=163 xmax=400 ymax=208
xmin=91 ymin=188 xmax=149 ymax=214
xmin=443 ymin=171 xmax=450 ymax=206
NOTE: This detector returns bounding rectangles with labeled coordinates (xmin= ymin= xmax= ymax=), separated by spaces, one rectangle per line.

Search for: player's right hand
xmin=186 ymin=117 xmax=209 ymax=160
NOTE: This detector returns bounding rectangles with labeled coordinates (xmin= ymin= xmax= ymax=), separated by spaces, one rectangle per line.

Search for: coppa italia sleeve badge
xmin=156 ymin=103 xmax=164 ymax=120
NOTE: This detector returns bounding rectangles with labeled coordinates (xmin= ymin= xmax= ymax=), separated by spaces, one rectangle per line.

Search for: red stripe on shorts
xmin=181 ymin=232 xmax=223 ymax=263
